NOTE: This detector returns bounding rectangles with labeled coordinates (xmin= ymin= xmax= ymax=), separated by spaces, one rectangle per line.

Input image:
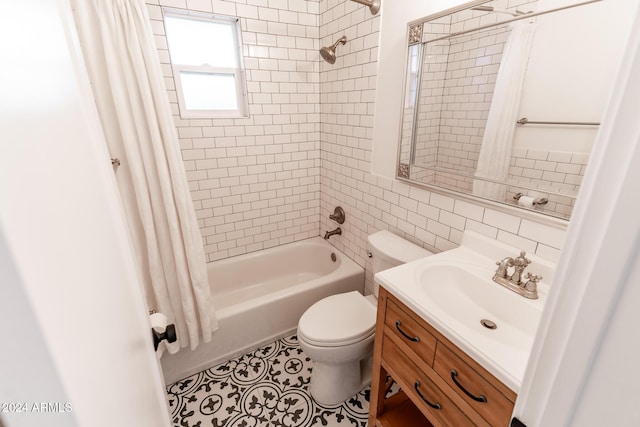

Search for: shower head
xmin=471 ymin=5 xmax=532 ymax=16
xmin=319 ymin=36 xmax=347 ymax=65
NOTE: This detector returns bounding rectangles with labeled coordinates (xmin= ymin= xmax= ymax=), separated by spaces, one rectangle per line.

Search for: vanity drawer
xmin=433 ymin=343 xmax=515 ymax=427
xmin=383 ymin=336 xmax=479 ymax=427
xmin=384 ymin=297 xmax=437 ymax=366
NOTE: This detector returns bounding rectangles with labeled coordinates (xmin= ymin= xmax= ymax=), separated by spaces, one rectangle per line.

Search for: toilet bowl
xmin=297 ymin=230 xmax=433 ymax=405
xmin=298 ymin=291 xmax=376 ymax=405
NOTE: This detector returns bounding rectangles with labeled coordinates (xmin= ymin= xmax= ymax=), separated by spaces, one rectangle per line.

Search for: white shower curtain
xmin=473 ymin=20 xmax=537 ymax=201
xmin=73 ymin=0 xmax=216 ymax=352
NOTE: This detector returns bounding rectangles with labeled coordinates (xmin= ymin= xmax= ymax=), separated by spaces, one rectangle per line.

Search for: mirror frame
xmin=394 ymin=0 xmax=604 ymax=229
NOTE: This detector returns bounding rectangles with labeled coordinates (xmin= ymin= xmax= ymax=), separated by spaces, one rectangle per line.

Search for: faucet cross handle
xmin=525 ymin=272 xmax=542 ymax=281
xmin=524 ymin=272 xmax=542 ymax=292
xmin=514 ymin=251 xmax=531 ymax=267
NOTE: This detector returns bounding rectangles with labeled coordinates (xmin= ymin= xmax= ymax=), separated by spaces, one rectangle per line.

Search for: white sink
xmin=416 ymin=261 xmax=541 ymax=352
xmin=375 ymin=231 xmax=555 ymax=391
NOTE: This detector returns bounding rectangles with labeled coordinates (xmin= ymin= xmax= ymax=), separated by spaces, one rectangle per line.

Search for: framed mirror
xmin=397 ymin=0 xmax=631 ymax=220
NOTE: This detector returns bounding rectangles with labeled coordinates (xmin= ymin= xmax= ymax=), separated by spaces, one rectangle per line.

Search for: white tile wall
xmin=318 ymin=0 xmax=566 ymax=293
xmin=146 ymin=0 xmax=321 ymax=261
xmin=506 ymin=147 xmax=585 ymax=218
xmin=144 ymin=0 xmax=566 ymax=291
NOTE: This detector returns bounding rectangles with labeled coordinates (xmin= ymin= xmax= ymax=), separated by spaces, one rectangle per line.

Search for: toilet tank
xmin=367 ymin=230 xmax=433 ymax=296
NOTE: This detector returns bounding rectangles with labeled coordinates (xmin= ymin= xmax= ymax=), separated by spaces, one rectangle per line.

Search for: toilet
xmin=297 ymin=230 xmax=433 ymax=405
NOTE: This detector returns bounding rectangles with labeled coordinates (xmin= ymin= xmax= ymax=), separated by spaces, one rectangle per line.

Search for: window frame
xmin=162 ymin=8 xmax=249 ymax=119
xmin=405 ymin=43 xmax=421 ymax=109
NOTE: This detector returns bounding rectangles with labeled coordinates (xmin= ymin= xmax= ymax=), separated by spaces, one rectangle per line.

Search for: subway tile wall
xmin=318 ymin=0 xmax=565 ymax=293
xmin=145 ymin=0 xmax=566 ymax=292
xmin=506 ymin=148 xmax=586 ymax=219
xmin=146 ymin=0 xmax=321 ymax=261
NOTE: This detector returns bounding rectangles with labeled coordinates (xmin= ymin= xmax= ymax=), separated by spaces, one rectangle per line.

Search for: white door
xmin=0 ymin=2 xmax=171 ymax=427
xmin=513 ymin=3 xmax=640 ymax=426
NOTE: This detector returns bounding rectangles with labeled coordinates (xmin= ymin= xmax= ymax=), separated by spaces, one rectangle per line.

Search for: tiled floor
xmin=167 ymin=335 xmax=374 ymax=427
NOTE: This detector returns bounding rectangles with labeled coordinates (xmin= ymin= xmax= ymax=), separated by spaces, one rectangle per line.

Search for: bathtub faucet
xmin=324 ymin=227 xmax=342 ymax=240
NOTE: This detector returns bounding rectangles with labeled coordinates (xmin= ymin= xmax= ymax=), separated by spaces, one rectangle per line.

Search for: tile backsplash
xmin=146 ymin=0 xmax=566 ymax=291
xmin=506 ymin=148 xmax=586 ymax=219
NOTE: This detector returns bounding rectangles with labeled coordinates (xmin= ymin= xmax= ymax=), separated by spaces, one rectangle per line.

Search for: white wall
xmin=0 ymin=2 xmax=170 ymax=426
xmin=513 ymin=4 xmax=640 ymax=423
xmin=571 ymin=254 xmax=640 ymax=425
xmin=0 ymin=233 xmax=78 ymax=427
xmin=516 ymin=0 xmax=637 ymax=153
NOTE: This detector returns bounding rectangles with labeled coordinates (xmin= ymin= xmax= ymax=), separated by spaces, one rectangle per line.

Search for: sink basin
xmin=415 ymin=262 xmax=541 ymax=353
xmin=374 ymin=230 xmax=555 ymax=391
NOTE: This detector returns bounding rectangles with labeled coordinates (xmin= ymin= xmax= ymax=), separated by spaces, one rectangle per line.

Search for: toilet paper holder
xmin=513 ymin=193 xmax=548 ymax=206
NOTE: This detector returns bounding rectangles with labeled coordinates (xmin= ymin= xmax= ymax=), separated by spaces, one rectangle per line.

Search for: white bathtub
xmin=160 ymin=237 xmax=365 ymax=384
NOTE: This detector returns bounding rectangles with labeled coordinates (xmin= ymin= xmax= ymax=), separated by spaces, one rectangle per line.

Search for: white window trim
xmin=162 ymin=8 xmax=249 ymax=119
xmin=404 ymin=44 xmax=421 ymax=109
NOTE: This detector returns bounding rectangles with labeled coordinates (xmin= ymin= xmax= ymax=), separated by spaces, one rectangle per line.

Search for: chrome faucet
xmin=324 ymin=227 xmax=342 ymax=240
xmin=495 ymin=256 xmax=514 ymax=279
xmin=492 ymin=251 xmax=541 ymax=299
xmin=510 ymin=251 xmax=531 ymax=285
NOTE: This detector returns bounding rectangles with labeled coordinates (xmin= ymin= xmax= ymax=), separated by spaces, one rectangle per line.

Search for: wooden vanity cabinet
xmin=368 ymin=287 xmax=517 ymax=427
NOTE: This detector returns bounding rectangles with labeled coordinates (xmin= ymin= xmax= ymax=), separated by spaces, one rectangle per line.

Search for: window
xmin=163 ymin=9 xmax=248 ymax=118
xmin=405 ymin=44 xmax=421 ymax=108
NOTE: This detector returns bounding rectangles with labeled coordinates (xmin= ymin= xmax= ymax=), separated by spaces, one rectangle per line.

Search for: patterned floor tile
xmin=167 ymin=335 xmax=374 ymax=427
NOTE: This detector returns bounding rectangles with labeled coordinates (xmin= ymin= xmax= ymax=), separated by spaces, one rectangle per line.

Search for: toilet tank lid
xmin=367 ymin=230 xmax=434 ymax=263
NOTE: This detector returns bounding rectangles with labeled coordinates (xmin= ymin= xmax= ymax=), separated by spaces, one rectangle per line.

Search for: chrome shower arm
xmin=332 ymin=36 xmax=347 ymax=49
xmin=349 ymin=0 xmax=380 ymax=15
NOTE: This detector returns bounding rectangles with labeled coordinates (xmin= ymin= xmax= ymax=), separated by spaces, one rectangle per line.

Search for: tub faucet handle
xmin=329 ymin=206 xmax=346 ymax=224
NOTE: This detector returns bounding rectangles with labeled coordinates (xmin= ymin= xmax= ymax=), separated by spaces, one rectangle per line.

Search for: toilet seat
xmin=298 ymin=291 xmax=376 ymax=347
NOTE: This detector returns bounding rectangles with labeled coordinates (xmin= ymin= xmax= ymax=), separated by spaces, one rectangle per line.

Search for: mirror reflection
xmin=398 ymin=0 xmax=632 ymax=220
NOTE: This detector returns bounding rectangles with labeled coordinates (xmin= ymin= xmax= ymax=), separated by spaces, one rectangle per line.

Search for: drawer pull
xmin=414 ymin=381 xmax=442 ymax=410
xmin=395 ymin=320 xmax=420 ymax=342
xmin=451 ymin=369 xmax=487 ymax=403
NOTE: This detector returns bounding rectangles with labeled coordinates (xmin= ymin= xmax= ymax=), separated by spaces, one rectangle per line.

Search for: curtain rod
xmin=423 ymin=0 xmax=602 ymax=45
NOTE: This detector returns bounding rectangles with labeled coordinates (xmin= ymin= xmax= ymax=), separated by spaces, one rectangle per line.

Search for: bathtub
xmin=160 ymin=237 xmax=365 ymax=385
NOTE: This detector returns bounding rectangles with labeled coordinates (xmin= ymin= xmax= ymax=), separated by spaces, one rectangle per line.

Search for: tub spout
xmin=324 ymin=227 xmax=342 ymax=240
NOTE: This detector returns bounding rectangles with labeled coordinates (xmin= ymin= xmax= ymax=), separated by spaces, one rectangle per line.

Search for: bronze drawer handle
xmin=451 ymin=370 xmax=487 ymax=403
xmin=395 ymin=320 xmax=420 ymax=342
xmin=414 ymin=381 xmax=442 ymax=410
